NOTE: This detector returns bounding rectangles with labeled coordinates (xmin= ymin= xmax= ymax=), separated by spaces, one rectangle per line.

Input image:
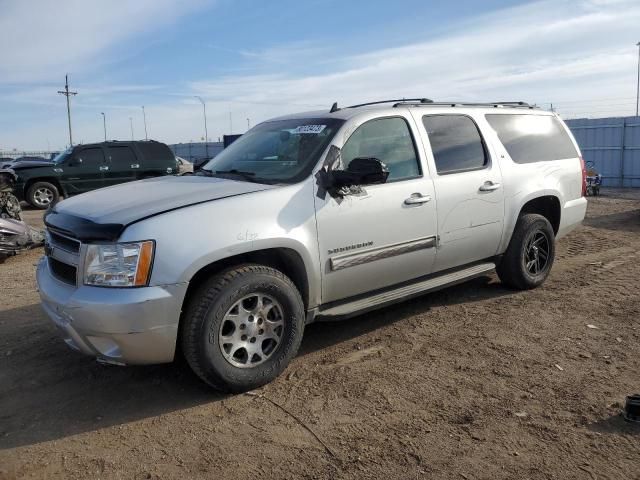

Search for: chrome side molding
xmin=330 ymin=236 xmax=436 ymax=271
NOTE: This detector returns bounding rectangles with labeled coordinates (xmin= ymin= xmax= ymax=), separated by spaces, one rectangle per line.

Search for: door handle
xmin=131 ymin=164 xmax=140 ymax=169
xmin=99 ymin=165 xmax=109 ymax=171
xmin=479 ymin=181 xmax=501 ymax=192
xmin=404 ymin=193 xmax=432 ymax=205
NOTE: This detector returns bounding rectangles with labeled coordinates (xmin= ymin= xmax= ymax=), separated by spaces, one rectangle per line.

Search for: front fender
xmin=119 ymin=179 xmax=322 ymax=307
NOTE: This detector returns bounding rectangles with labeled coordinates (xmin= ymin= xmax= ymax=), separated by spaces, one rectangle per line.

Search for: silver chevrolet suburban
xmin=37 ymin=99 xmax=588 ymax=391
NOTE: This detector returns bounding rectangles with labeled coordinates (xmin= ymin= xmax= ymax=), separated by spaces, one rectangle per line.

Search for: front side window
xmin=52 ymin=148 xmax=72 ymax=164
xmin=75 ymin=148 xmax=105 ymax=166
xmin=342 ymin=117 xmax=420 ymax=181
xmin=422 ymin=115 xmax=487 ymax=174
xmin=203 ymin=118 xmax=344 ymax=184
xmin=485 ymin=114 xmax=578 ymax=163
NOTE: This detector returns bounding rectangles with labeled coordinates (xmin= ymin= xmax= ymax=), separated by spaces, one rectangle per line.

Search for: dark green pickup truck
xmin=11 ymin=140 xmax=177 ymax=209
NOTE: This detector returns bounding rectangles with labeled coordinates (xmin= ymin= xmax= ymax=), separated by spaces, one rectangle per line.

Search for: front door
xmin=314 ymin=114 xmax=438 ymax=304
xmin=416 ymin=113 xmax=504 ymax=272
xmin=60 ymin=147 xmax=107 ymax=194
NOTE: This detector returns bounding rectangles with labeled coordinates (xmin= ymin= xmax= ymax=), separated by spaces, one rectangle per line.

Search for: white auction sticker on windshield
xmin=293 ymin=125 xmax=326 ymax=134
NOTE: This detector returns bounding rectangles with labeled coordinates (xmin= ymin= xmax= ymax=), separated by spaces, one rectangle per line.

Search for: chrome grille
xmin=48 ymin=230 xmax=81 ymax=253
xmin=45 ymin=228 xmax=81 ymax=286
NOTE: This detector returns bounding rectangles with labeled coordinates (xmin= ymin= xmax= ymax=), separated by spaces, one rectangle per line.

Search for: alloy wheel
xmin=218 ymin=293 xmax=285 ymax=368
xmin=525 ymin=230 xmax=550 ymax=275
xmin=33 ymin=187 xmax=54 ymax=207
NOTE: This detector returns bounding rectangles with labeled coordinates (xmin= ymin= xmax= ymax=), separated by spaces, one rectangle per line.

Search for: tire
xmin=496 ymin=213 xmax=555 ymax=290
xmin=27 ymin=181 xmax=59 ymax=209
xmin=181 ymin=264 xmax=305 ymax=392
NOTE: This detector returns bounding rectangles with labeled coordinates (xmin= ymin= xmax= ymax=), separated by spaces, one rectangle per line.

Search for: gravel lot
xmin=1 ymin=190 xmax=639 ymax=480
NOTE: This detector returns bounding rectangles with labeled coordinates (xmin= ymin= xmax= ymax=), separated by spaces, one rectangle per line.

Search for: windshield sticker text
xmin=293 ymin=125 xmax=326 ymax=134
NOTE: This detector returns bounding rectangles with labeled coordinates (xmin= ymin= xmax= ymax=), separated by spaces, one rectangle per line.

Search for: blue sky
xmin=1 ymin=0 xmax=639 ymax=150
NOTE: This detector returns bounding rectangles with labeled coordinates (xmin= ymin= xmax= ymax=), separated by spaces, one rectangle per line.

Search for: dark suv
xmin=12 ymin=141 xmax=177 ymax=209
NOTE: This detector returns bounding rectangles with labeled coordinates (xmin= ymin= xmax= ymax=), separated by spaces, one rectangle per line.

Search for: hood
xmin=9 ymin=160 xmax=54 ymax=169
xmin=56 ymin=175 xmax=277 ymax=225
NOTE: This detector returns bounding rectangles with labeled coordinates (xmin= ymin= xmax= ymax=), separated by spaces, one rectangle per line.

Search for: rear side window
xmin=75 ymin=148 xmax=105 ymax=166
xmin=108 ymin=146 xmax=137 ymax=170
xmin=422 ymin=115 xmax=487 ymax=174
xmin=137 ymin=142 xmax=174 ymax=166
xmin=486 ymin=114 xmax=578 ymax=163
xmin=342 ymin=117 xmax=420 ymax=181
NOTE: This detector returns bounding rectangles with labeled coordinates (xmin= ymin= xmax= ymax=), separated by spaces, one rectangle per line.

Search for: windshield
xmin=202 ymin=117 xmax=344 ymax=183
xmin=51 ymin=148 xmax=72 ymax=164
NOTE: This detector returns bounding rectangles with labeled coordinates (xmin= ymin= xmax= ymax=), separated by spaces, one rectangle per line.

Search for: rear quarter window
xmin=136 ymin=142 xmax=174 ymax=167
xmin=486 ymin=114 xmax=578 ymax=163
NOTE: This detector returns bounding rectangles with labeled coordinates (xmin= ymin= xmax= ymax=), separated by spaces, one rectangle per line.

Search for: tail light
xmin=580 ymin=156 xmax=587 ymax=197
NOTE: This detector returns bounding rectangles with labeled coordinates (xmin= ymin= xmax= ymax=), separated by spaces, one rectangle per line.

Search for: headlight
xmin=84 ymin=241 xmax=154 ymax=287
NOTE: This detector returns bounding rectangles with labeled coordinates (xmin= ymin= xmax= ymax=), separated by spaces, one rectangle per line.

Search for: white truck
xmin=37 ymin=99 xmax=588 ymax=391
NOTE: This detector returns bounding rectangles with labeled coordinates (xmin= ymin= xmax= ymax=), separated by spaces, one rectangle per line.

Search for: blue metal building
xmin=565 ymin=116 xmax=640 ymax=187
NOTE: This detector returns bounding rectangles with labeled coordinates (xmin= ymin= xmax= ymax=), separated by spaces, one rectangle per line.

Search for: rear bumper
xmin=36 ymin=256 xmax=188 ymax=365
xmin=557 ymin=196 xmax=588 ymax=239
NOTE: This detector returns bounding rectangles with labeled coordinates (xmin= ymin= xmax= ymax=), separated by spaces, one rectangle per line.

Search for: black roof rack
xmin=346 ymin=98 xmax=434 ymax=109
xmin=392 ymin=100 xmax=537 ymax=109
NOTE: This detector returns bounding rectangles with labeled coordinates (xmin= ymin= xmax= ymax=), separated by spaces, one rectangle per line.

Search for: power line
xmin=57 ymin=74 xmax=77 ymax=146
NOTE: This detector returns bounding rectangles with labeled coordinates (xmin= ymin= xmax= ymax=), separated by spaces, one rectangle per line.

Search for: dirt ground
xmin=1 ymin=190 xmax=639 ymax=480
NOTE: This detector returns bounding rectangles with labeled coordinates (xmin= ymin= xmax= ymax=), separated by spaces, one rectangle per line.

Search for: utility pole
xmin=129 ymin=117 xmax=134 ymax=140
xmin=247 ymin=118 xmax=250 ymax=130
xmin=57 ymin=74 xmax=77 ymax=147
xmin=636 ymin=41 xmax=640 ymax=117
xmin=229 ymin=112 xmax=233 ymax=134
xmin=101 ymin=112 xmax=107 ymax=141
xmin=194 ymin=96 xmax=209 ymax=158
xmin=142 ymin=106 xmax=148 ymax=140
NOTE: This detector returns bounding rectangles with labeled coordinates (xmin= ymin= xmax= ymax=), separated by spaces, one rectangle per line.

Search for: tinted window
xmin=422 ymin=115 xmax=487 ymax=174
xmin=342 ymin=117 xmax=420 ymax=181
xmin=108 ymin=146 xmax=137 ymax=170
xmin=486 ymin=114 xmax=578 ymax=163
xmin=75 ymin=148 xmax=105 ymax=166
xmin=137 ymin=142 xmax=174 ymax=167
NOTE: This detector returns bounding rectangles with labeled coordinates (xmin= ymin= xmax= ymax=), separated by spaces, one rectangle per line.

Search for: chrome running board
xmin=319 ymin=262 xmax=496 ymax=319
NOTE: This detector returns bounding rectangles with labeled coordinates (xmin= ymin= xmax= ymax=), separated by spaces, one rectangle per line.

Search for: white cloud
xmin=0 ymin=0 xmax=207 ymax=83
xmin=188 ymin=0 xmax=640 ymax=111
xmin=1 ymin=0 xmax=639 ymax=150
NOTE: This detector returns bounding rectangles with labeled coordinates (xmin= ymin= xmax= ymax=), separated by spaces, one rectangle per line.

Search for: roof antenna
xmin=330 ymin=102 xmax=339 ymax=113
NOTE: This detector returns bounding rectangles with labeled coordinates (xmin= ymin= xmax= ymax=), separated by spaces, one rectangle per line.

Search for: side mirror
xmin=193 ymin=158 xmax=208 ymax=172
xmin=330 ymin=157 xmax=389 ymax=188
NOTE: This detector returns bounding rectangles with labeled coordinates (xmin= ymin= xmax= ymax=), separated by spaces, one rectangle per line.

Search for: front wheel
xmin=496 ymin=213 xmax=555 ymax=290
xmin=27 ymin=181 xmax=59 ymax=209
xmin=181 ymin=264 xmax=305 ymax=392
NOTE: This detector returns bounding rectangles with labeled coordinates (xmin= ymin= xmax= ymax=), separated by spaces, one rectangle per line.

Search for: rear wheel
xmin=181 ymin=264 xmax=305 ymax=392
xmin=27 ymin=181 xmax=59 ymax=209
xmin=496 ymin=213 xmax=555 ymax=290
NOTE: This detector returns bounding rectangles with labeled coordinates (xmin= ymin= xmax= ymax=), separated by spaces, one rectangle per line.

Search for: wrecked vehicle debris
xmin=0 ymin=169 xmax=44 ymax=257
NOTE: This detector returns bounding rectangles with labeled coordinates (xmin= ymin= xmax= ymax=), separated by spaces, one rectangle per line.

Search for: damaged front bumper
xmin=36 ymin=257 xmax=188 ymax=365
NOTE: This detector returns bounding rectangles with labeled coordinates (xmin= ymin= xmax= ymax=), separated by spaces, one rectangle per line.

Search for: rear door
xmin=105 ymin=145 xmax=138 ymax=186
xmin=415 ymin=113 xmax=504 ymax=272
xmin=60 ymin=146 xmax=107 ymax=194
